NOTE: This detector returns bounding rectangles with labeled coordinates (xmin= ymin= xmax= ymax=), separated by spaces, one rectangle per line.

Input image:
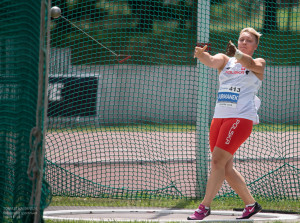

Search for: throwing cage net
xmin=46 ymin=0 xmax=299 ymax=202
xmin=0 ymin=0 xmax=51 ymax=222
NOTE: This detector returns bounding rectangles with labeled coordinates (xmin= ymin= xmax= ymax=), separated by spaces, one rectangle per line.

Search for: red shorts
xmin=209 ymin=118 xmax=253 ymax=155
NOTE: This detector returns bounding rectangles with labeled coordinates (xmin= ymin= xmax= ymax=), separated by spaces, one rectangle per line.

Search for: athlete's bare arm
xmin=236 ymin=56 xmax=265 ymax=81
xmin=226 ymin=41 xmax=265 ymax=80
xmin=194 ymin=45 xmax=229 ymax=72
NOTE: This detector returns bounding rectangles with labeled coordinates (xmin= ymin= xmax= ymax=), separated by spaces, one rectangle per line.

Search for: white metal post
xmin=195 ymin=0 xmax=210 ymax=198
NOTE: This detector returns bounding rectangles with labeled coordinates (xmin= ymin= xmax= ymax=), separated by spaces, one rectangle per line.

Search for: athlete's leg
xmin=225 ymin=157 xmax=255 ymax=205
xmin=202 ymin=118 xmax=253 ymax=206
xmin=201 ymin=146 xmax=233 ymax=207
xmin=209 ymin=118 xmax=222 ymax=152
xmin=225 ymin=158 xmax=263 ymax=219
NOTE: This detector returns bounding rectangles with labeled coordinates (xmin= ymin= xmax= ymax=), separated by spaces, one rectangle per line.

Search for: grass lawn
xmin=48 ymin=123 xmax=300 ymax=133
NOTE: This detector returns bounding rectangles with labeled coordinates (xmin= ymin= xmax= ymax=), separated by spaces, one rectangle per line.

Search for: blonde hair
xmin=240 ymin=27 xmax=262 ymax=45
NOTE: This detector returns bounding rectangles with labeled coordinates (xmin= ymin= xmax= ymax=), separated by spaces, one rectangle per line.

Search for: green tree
xmin=127 ymin=0 xmax=163 ymax=31
xmin=127 ymin=0 xmax=195 ymax=31
xmin=72 ymin=0 xmax=107 ymax=21
xmin=262 ymin=0 xmax=279 ymax=33
xmin=282 ymin=0 xmax=299 ymax=31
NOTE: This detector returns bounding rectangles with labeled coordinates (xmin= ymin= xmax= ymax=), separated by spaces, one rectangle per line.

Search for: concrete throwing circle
xmin=44 ymin=208 xmax=300 ymax=222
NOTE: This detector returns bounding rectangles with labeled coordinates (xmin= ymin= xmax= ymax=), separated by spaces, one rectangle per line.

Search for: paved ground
xmin=44 ymin=207 xmax=300 ymax=222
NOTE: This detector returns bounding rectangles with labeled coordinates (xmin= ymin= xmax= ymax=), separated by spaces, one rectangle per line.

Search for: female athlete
xmin=188 ymin=27 xmax=266 ymax=220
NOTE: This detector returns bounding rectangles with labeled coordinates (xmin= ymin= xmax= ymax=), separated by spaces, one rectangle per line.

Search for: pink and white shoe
xmin=187 ymin=204 xmax=211 ymax=220
xmin=237 ymin=202 xmax=262 ymax=219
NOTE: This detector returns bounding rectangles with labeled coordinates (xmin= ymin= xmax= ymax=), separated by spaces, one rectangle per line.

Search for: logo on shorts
xmin=225 ymin=119 xmax=240 ymax=145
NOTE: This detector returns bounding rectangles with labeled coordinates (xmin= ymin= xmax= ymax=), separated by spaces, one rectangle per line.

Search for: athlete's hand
xmin=226 ymin=40 xmax=237 ymax=57
xmin=194 ymin=45 xmax=208 ymax=58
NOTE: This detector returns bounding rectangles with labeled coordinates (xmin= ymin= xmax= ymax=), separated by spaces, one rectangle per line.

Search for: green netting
xmin=46 ymin=0 xmax=299 ymax=205
xmin=0 ymin=0 xmax=51 ymax=222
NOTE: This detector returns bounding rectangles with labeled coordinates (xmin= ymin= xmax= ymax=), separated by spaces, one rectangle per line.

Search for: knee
xmin=211 ymin=157 xmax=227 ymax=169
xmin=211 ymin=146 xmax=233 ymax=170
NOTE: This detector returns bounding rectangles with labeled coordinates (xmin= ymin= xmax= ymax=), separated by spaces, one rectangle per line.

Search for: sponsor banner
xmin=48 ymin=77 xmax=98 ymax=117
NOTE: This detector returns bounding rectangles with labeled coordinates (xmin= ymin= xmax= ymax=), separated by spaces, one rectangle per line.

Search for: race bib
xmin=216 ymin=85 xmax=240 ymax=108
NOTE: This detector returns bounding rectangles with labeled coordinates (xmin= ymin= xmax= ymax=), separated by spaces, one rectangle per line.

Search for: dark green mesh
xmin=46 ymin=0 xmax=299 ymax=204
xmin=0 ymin=0 xmax=50 ymax=222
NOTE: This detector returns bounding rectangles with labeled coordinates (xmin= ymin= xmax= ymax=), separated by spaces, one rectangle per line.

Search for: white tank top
xmin=213 ymin=57 xmax=262 ymax=124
